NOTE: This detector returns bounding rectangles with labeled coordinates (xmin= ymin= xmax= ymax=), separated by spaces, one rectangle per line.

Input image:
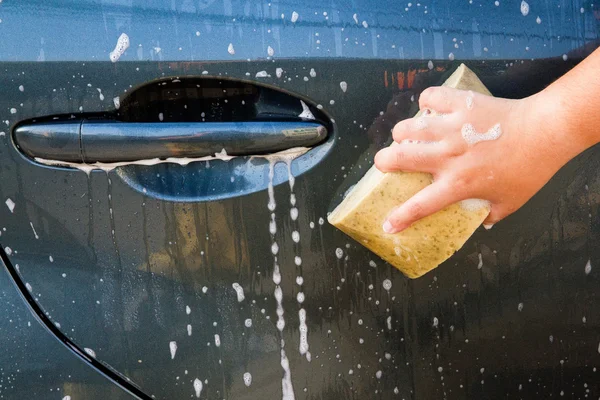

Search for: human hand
xmin=374 ymin=87 xmax=583 ymax=233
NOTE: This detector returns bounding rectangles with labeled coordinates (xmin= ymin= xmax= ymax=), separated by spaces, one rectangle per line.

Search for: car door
xmin=1 ymin=0 xmax=599 ymax=399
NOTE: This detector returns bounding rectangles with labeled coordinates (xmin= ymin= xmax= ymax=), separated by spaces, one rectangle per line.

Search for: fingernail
xmin=383 ymin=220 xmax=396 ymax=234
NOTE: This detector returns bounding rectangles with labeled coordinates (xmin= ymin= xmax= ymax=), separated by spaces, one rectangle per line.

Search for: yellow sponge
xmin=328 ymin=64 xmax=491 ymax=278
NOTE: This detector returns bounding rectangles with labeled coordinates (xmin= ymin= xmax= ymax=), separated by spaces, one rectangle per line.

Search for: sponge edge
xmin=328 ymin=64 xmax=491 ymax=279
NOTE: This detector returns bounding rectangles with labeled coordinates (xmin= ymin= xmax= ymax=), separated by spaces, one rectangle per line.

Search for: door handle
xmin=14 ymin=120 xmax=327 ymax=163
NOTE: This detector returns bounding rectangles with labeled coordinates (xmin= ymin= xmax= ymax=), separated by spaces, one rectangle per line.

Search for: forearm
xmin=529 ymin=47 xmax=600 ymax=161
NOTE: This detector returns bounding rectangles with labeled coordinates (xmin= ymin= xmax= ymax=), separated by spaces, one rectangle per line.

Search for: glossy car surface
xmin=0 ymin=1 xmax=599 ymax=399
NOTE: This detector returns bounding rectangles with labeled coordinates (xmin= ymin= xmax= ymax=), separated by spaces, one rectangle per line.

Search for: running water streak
xmin=264 ymin=154 xmax=297 ymax=400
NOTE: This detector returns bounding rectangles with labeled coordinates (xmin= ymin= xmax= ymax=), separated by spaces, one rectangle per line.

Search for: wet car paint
xmin=0 ymin=1 xmax=599 ymax=399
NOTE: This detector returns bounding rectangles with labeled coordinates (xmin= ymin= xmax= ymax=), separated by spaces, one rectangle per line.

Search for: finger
xmin=382 ymin=180 xmax=460 ymax=233
xmin=392 ymin=114 xmax=457 ymax=143
xmin=374 ymin=142 xmax=446 ymax=173
xmin=418 ymin=86 xmax=466 ymax=114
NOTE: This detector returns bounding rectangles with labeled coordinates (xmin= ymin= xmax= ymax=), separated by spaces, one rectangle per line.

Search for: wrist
xmin=525 ymin=89 xmax=594 ymax=164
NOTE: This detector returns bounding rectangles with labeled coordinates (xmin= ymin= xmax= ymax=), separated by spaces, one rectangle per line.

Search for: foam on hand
xmin=461 ymin=123 xmax=502 ymax=146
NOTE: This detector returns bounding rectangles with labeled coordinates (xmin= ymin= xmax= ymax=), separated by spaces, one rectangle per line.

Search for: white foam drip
xmin=273 ymin=264 xmax=281 ymax=285
xmin=5 ymin=198 xmax=15 ymax=213
xmin=477 ymin=253 xmax=483 ymax=269
xmin=274 ymin=286 xmax=285 ymax=331
xmin=270 ymin=214 xmax=277 ymax=234
xmin=84 ymin=347 xmax=96 ymax=358
xmin=298 ymin=100 xmax=315 ymax=120
xmin=29 ymin=222 xmax=39 ymax=239
xmin=169 ymin=341 xmax=177 ymax=359
xmin=299 ymin=308 xmax=309 ymax=359
xmin=109 ymin=33 xmax=129 ymax=62
xmin=232 ymin=282 xmax=245 ymax=302
xmin=291 ymin=11 xmax=299 ymax=23
xmin=36 ymin=147 xmax=308 ymax=176
xmin=340 ymin=81 xmax=348 ymax=93
xmin=187 ymin=324 xmax=192 ymax=336
xmin=290 ymin=208 xmax=298 ymax=220
xmin=193 ymin=378 xmax=203 ymax=398
xmin=382 ymin=279 xmax=392 ymax=291
xmin=461 ymin=123 xmax=502 ymax=145
xmin=186 ymin=305 xmax=191 ymax=315
xmin=214 ymin=334 xmax=221 ymax=347
xmin=228 ymin=43 xmax=235 ymax=55
xmin=520 ymin=0 xmax=529 ymax=16
xmin=291 ymin=231 xmax=300 ymax=243
xmin=585 ymin=259 xmax=592 ymax=275
xmin=280 ymin=348 xmax=295 ymax=400
xmin=243 ymin=372 xmax=252 ymax=387
xmin=268 ymin=162 xmax=277 ymax=211
xmin=265 ymin=151 xmax=300 ymax=399
xmin=245 ymin=318 xmax=252 ymax=327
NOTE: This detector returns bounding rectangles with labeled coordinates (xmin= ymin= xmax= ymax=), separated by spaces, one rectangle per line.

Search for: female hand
xmin=374 ymin=86 xmax=584 ymax=234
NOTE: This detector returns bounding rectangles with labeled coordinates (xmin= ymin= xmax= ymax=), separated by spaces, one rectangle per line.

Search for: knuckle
xmin=452 ymin=176 xmax=470 ymax=193
xmin=419 ymin=87 xmax=437 ymax=105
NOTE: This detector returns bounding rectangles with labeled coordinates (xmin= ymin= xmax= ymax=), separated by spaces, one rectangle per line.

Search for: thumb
xmin=382 ymin=181 xmax=460 ymax=234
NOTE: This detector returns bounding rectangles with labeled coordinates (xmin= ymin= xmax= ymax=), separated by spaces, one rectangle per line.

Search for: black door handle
xmin=14 ymin=120 xmax=327 ymax=163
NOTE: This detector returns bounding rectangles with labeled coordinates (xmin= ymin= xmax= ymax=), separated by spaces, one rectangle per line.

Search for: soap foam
xmin=340 ymin=81 xmax=348 ymax=93
xmin=520 ymin=0 xmax=529 ymax=16
xmin=459 ymin=199 xmax=490 ymax=212
xmin=461 ymin=123 xmax=502 ymax=146
xmin=169 ymin=341 xmax=177 ymax=359
xmin=243 ymin=372 xmax=252 ymax=387
xmin=465 ymin=91 xmax=474 ymax=110
xmin=193 ymin=378 xmax=203 ymax=398
xmin=109 ymin=33 xmax=129 ymax=62
xmin=298 ymin=100 xmax=315 ymax=120
xmin=5 ymin=198 xmax=15 ymax=213
xmin=232 ymin=283 xmax=245 ymax=302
